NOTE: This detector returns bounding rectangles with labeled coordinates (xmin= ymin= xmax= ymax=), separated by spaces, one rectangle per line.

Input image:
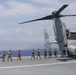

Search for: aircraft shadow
xmin=57 ymin=57 xmax=76 ymax=62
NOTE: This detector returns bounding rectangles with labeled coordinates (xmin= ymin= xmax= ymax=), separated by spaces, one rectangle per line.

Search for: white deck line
xmin=0 ymin=61 xmax=76 ymax=69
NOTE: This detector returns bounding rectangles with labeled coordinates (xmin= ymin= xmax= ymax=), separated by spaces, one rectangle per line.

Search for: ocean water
xmin=0 ymin=48 xmax=61 ymax=57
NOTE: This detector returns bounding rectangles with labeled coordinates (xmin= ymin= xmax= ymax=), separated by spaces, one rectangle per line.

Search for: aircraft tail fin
xmin=44 ymin=29 xmax=51 ymax=48
xmin=44 ymin=29 xmax=57 ymax=48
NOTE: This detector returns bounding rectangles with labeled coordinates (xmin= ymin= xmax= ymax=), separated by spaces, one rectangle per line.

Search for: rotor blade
xmin=56 ymin=5 xmax=68 ymax=15
xmin=60 ymin=15 xmax=76 ymax=17
xmin=19 ymin=15 xmax=52 ymax=24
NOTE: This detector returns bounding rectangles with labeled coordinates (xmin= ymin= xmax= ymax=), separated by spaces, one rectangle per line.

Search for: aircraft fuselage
xmin=53 ymin=18 xmax=68 ymax=55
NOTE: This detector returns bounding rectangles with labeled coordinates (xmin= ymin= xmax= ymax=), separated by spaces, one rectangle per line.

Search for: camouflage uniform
xmin=31 ymin=50 xmax=35 ymax=60
xmin=17 ymin=50 xmax=22 ymax=61
xmin=63 ymin=50 xmax=66 ymax=57
xmin=37 ymin=49 xmax=41 ymax=59
xmin=48 ymin=49 xmax=52 ymax=58
xmin=54 ymin=49 xmax=57 ymax=57
xmin=2 ymin=51 xmax=6 ymax=62
xmin=44 ymin=49 xmax=47 ymax=59
xmin=7 ymin=50 xmax=13 ymax=61
xmin=67 ymin=50 xmax=70 ymax=57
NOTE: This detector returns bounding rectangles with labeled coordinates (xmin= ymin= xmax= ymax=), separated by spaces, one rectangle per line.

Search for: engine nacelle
xmin=68 ymin=45 xmax=76 ymax=56
xmin=66 ymin=29 xmax=71 ymax=38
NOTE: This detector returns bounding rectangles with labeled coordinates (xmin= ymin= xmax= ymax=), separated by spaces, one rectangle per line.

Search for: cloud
xmin=32 ymin=0 xmax=52 ymax=4
xmin=0 ymin=0 xmax=61 ymax=17
xmin=0 ymin=0 xmax=76 ymax=50
xmin=32 ymin=0 xmax=60 ymax=5
xmin=0 ymin=0 xmax=76 ymax=17
xmin=0 ymin=1 xmax=40 ymax=17
xmin=0 ymin=21 xmax=53 ymax=50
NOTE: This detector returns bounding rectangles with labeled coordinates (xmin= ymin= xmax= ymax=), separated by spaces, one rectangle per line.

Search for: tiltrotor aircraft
xmin=19 ymin=5 xmax=76 ymax=57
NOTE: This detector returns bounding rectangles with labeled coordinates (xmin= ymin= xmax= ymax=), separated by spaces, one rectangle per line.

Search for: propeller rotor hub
xmin=52 ymin=11 xmax=60 ymax=18
xmin=52 ymin=11 xmax=57 ymax=18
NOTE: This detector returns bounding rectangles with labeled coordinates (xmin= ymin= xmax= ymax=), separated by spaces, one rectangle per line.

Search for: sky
xmin=0 ymin=0 xmax=76 ymax=50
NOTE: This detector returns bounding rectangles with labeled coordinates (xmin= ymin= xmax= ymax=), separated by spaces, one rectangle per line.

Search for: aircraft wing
xmin=50 ymin=41 xmax=58 ymax=44
xmin=68 ymin=32 xmax=76 ymax=40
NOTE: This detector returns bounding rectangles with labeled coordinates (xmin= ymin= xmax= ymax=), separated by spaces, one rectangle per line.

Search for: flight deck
xmin=0 ymin=57 xmax=76 ymax=75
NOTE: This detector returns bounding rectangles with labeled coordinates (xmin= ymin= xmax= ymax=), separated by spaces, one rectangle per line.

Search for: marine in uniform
xmin=17 ymin=50 xmax=22 ymax=61
xmin=2 ymin=51 xmax=6 ymax=62
xmin=7 ymin=50 xmax=13 ymax=61
xmin=44 ymin=48 xmax=47 ymax=59
xmin=63 ymin=50 xmax=66 ymax=57
xmin=31 ymin=50 xmax=35 ymax=60
xmin=37 ymin=49 xmax=41 ymax=59
xmin=54 ymin=49 xmax=57 ymax=57
xmin=48 ymin=48 xmax=52 ymax=58
xmin=67 ymin=50 xmax=70 ymax=57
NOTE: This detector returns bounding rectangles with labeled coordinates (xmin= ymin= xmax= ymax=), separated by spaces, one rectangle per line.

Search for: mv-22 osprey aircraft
xmin=19 ymin=5 xmax=76 ymax=57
